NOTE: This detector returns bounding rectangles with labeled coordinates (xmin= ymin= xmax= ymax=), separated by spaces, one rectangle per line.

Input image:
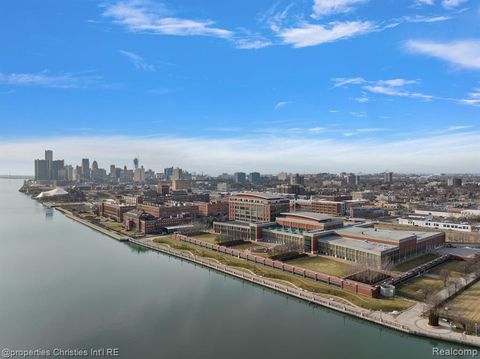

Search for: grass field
xmin=440 ymin=280 xmax=480 ymax=325
xmin=288 ymin=256 xmax=356 ymax=278
xmin=396 ymin=276 xmax=444 ymax=301
xmin=192 ymin=233 xmax=219 ymax=244
xmin=393 ymin=253 xmax=440 ymax=273
xmin=230 ymin=243 xmax=261 ymax=251
xmin=153 ymin=236 xmax=413 ymax=312
xmin=103 ymin=222 xmax=125 ymax=232
xmin=429 ymin=260 xmax=466 ymax=278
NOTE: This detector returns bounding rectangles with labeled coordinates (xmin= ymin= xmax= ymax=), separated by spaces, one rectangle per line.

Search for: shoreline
xmin=52 ymin=204 xmax=480 ymax=349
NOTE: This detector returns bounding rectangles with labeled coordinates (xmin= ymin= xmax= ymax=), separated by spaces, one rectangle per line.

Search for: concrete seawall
xmin=54 ymin=207 xmax=130 ymax=241
xmin=50 ymin=206 xmax=480 ymax=348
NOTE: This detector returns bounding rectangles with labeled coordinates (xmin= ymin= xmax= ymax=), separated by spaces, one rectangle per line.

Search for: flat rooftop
xmin=235 ymin=192 xmax=287 ymax=200
xmin=318 ymin=235 xmax=398 ymax=255
xmin=281 ymin=211 xmax=339 ymax=222
xmin=335 ymin=227 xmax=440 ymax=244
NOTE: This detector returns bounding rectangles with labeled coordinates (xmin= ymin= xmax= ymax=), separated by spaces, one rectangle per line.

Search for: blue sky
xmin=0 ymin=0 xmax=479 ymax=174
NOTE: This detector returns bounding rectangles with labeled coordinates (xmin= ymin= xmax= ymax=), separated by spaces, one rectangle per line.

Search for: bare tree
xmin=439 ymin=269 xmax=450 ymax=287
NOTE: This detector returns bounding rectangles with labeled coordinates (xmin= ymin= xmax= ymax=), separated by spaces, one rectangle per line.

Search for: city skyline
xmin=1 ymin=0 xmax=480 ymax=174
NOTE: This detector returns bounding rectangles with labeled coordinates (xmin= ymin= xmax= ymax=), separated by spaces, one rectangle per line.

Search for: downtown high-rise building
xmin=82 ymin=158 xmax=90 ymax=180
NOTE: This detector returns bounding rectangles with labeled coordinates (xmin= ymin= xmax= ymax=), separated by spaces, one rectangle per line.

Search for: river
xmin=0 ymin=179 xmax=471 ymax=358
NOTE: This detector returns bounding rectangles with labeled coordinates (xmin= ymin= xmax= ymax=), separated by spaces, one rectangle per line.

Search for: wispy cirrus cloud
xmin=0 ymin=71 xmax=102 ymax=89
xmin=413 ymin=0 xmax=469 ymax=8
xmin=119 ymin=50 xmax=155 ymax=71
xmin=103 ymin=0 xmax=232 ymax=38
xmin=274 ymin=101 xmax=291 ymax=110
xmin=333 ymin=76 xmax=480 ymax=106
xmin=278 ymin=21 xmax=375 ymax=48
xmin=311 ymin=0 xmax=369 ymax=18
xmin=405 ymin=40 xmax=480 ymax=70
xmin=441 ymin=0 xmax=468 ymax=9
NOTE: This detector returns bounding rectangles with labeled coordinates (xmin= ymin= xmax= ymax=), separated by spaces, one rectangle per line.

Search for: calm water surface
xmin=0 ymin=179 xmax=471 ymax=359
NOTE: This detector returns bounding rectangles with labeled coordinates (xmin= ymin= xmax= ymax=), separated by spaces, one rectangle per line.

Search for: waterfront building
xmin=100 ymin=203 xmax=136 ymax=222
xmin=136 ymin=202 xmax=199 ymax=220
xmin=34 ymin=159 xmax=49 ymax=181
xmin=228 ymin=192 xmax=290 ymax=222
xmin=275 ymin=212 xmax=343 ymax=231
xmin=213 ymin=221 xmax=273 ymax=241
xmin=123 ymin=210 xmax=185 ymax=235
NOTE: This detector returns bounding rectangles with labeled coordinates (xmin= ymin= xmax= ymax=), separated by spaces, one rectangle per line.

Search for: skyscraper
xmin=233 ymin=172 xmax=246 ymax=183
xmin=45 ymin=150 xmax=53 ymax=180
xmin=34 ymin=159 xmax=49 ymax=181
xmin=82 ymin=158 xmax=90 ymax=180
xmin=384 ymin=171 xmax=393 ymax=184
xmin=249 ymin=172 xmax=261 ymax=184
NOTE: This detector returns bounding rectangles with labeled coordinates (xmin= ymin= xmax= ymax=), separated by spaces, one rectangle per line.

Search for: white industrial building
xmin=398 ymin=217 xmax=472 ymax=232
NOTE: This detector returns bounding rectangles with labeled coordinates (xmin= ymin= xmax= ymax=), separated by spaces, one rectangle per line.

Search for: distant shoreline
xmin=0 ymin=175 xmax=33 ymax=179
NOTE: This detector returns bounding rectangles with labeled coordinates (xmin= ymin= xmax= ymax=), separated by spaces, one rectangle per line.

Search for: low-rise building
xmin=100 ymin=202 xmax=136 ymax=222
xmin=398 ymin=217 xmax=472 ymax=232
xmin=197 ymin=200 xmax=229 ymax=217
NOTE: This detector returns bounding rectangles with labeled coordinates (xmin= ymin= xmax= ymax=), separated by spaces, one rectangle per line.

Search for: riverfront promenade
xmin=49 ymin=205 xmax=480 ymax=348
xmin=131 ymin=236 xmax=480 ymax=348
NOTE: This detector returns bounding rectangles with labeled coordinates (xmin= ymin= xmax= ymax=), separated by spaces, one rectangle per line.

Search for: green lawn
xmin=153 ymin=237 xmax=413 ymax=312
xmin=396 ymin=276 xmax=444 ymax=301
xmin=288 ymin=256 xmax=356 ymax=278
xmin=393 ymin=253 xmax=440 ymax=273
xmin=192 ymin=233 xmax=219 ymax=244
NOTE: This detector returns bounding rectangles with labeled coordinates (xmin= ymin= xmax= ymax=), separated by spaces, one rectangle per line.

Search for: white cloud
xmin=103 ymin=0 xmax=232 ymax=38
xmin=355 ymin=96 xmax=369 ymax=103
xmin=119 ymin=50 xmax=155 ymax=71
xmin=405 ymin=40 xmax=480 ymax=70
xmin=441 ymin=0 xmax=468 ymax=9
xmin=274 ymin=101 xmax=290 ymax=110
xmin=414 ymin=0 xmax=435 ymax=6
xmin=364 ymin=85 xmax=410 ymax=97
xmin=377 ymin=79 xmax=418 ymax=87
xmin=332 ymin=77 xmax=366 ymax=87
xmin=234 ymin=37 xmax=272 ymax=49
xmin=312 ymin=0 xmax=369 ymax=18
xmin=279 ymin=21 xmax=374 ymax=48
xmin=2 ymin=132 xmax=480 ymax=174
xmin=0 ymin=71 xmax=102 ymax=89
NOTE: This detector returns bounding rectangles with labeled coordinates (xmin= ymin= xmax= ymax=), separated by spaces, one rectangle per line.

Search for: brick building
xmin=228 ymin=192 xmax=290 ymax=222
xmin=136 ymin=202 xmax=199 ymax=219
xmin=197 ymin=200 xmax=229 ymax=217
xmin=100 ymin=202 xmax=136 ymax=222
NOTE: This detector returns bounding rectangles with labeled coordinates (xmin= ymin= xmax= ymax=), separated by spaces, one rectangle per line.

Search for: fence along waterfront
xmin=172 ymin=234 xmax=378 ymax=297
